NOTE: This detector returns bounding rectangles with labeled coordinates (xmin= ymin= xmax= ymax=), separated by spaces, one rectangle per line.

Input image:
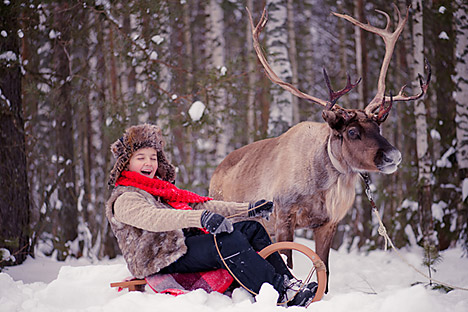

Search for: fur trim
xmin=108 ymin=124 xmax=176 ymax=186
xmin=106 ymin=186 xmax=187 ymax=278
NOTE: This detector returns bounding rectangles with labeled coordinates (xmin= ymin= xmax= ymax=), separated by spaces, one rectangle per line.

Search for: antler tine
xmin=377 ymin=91 xmax=393 ymax=122
xmin=323 ymin=68 xmax=361 ymax=110
xmin=246 ymin=7 xmax=329 ymax=107
xmin=333 ymin=5 xmax=410 ymax=117
xmin=385 ymin=58 xmax=431 ymax=103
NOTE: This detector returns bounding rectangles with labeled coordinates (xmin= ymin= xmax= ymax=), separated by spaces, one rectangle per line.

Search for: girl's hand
xmin=200 ymin=211 xmax=234 ymax=234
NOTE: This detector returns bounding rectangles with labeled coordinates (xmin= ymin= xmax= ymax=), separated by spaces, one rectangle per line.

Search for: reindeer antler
xmin=246 ymin=7 xmax=359 ymax=110
xmin=333 ymin=4 xmax=430 ymax=121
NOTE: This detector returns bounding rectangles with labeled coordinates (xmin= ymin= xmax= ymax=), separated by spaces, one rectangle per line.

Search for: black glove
xmin=248 ymin=199 xmax=274 ymax=220
xmin=200 ymin=210 xmax=233 ymax=235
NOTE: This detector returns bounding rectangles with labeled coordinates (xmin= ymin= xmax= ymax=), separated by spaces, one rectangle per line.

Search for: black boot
xmin=282 ymin=276 xmax=318 ymax=307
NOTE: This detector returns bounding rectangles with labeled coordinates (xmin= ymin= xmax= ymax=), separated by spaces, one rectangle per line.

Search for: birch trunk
xmin=454 ymin=0 xmax=468 ymax=245
xmin=411 ymin=0 xmax=434 ymax=243
xmin=286 ymin=0 xmax=299 ymax=124
xmin=266 ymin=0 xmax=294 ymax=137
xmin=207 ymin=0 xmax=229 ymax=163
xmin=154 ymin=2 xmax=171 ymax=129
xmin=455 ymin=1 xmax=468 ymax=195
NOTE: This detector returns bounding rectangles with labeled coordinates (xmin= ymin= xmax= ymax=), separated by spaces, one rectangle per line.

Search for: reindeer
xmin=209 ymin=5 xmax=430 ymax=291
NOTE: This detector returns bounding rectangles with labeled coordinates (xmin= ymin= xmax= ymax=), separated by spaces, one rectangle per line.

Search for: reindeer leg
xmin=275 ymin=210 xmax=296 ymax=269
xmin=313 ymin=221 xmax=338 ymax=293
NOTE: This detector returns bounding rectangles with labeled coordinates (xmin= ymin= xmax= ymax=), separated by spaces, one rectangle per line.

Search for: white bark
xmin=207 ymin=0 xmax=229 ymax=163
xmin=411 ymin=0 xmax=432 ymax=185
xmin=157 ymin=2 xmax=172 ymax=131
xmin=455 ymin=1 xmax=468 ymax=172
xmin=287 ymin=0 xmax=299 ymax=124
xmin=266 ymin=0 xmax=294 ymax=136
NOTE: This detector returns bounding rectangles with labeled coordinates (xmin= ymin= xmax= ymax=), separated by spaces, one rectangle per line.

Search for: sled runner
xmin=110 ymin=241 xmax=327 ymax=303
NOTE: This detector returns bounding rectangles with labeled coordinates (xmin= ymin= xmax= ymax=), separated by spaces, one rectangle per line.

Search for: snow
xmin=2 ymin=238 xmax=468 ymax=312
xmin=49 ymin=30 xmax=59 ymax=39
xmin=0 ymin=51 xmax=18 ymax=62
xmin=149 ymin=51 xmax=158 ymax=60
xmin=431 ymin=201 xmax=447 ymax=222
xmin=436 ymin=147 xmax=455 ymax=168
xmin=220 ymin=66 xmax=227 ymax=76
xmin=189 ymin=101 xmax=206 ymax=121
xmin=439 ymin=32 xmax=449 ymax=40
xmin=151 ymin=35 xmax=164 ymax=45
xmin=462 ymin=178 xmax=468 ymax=202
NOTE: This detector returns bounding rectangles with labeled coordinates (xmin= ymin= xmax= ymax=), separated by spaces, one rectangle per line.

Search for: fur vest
xmin=106 ymin=185 xmax=187 ymax=278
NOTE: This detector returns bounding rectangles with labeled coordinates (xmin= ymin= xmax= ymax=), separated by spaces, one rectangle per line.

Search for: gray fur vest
xmin=106 ymin=186 xmax=187 ymax=278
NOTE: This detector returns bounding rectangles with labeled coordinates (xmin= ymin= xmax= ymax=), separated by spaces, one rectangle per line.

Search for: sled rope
xmin=225 ymin=200 xmax=270 ymax=219
xmin=361 ymin=173 xmax=468 ymax=292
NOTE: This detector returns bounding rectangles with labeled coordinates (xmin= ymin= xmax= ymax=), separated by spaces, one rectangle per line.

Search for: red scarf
xmin=116 ymin=171 xmax=212 ymax=210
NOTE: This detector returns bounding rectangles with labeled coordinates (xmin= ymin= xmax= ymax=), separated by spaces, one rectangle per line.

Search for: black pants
xmin=159 ymin=221 xmax=292 ymax=295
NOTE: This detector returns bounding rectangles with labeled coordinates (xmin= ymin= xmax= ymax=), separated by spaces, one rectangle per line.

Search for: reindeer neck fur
xmin=325 ymin=132 xmax=360 ymax=223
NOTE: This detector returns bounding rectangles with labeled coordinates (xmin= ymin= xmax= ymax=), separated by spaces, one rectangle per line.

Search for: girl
xmin=106 ymin=124 xmax=316 ymax=306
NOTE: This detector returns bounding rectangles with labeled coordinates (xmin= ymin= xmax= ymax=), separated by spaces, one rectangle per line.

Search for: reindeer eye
xmin=348 ymin=128 xmax=360 ymax=139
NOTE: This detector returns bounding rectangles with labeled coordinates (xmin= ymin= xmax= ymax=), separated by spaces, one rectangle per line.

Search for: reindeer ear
xmin=322 ymin=110 xmax=346 ymax=131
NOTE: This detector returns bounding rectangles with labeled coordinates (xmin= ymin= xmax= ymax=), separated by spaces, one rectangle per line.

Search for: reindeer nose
xmin=385 ymin=149 xmax=402 ymax=165
xmin=383 ymin=155 xmax=392 ymax=163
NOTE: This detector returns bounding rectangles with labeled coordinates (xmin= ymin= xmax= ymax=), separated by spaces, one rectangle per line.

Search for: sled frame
xmin=110 ymin=241 xmax=327 ymax=302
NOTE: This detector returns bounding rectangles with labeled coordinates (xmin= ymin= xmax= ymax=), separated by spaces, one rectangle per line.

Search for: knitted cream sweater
xmin=113 ymin=191 xmax=249 ymax=232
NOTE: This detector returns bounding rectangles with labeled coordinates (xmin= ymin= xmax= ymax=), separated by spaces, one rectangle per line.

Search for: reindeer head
xmin=246 ymin=5 xmax=430 ymax=174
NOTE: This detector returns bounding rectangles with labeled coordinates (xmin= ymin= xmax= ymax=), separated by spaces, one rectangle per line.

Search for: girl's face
xmin=128 ymin=147 xmax=158 ymax=179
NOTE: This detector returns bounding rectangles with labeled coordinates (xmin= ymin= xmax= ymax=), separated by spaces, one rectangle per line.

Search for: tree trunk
xmin=52 ymin=1 xmax=78 ymax=260
xmin=454 ymin=0 xmax=468 ymax=250
xmin=266 ymin=0 xmax=294 ymax=137
xmin=286 ymin=0 xmax=299 ymax=124
xmin=353 ymin=0 xmax=368 ymax=109
xmin=246 ymin=0 xmax=256 ymax=143
xmin=0 ymin=1 xmax=31 ymax=266
xmin=411 ymin=0 xmax=435 ymax=244
xmin=207 ymin=0 xmax=229 ymax=164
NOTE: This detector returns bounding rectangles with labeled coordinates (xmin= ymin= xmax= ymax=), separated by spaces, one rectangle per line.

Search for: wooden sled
xmin=110 ymin=241 xmax=327 ymax=302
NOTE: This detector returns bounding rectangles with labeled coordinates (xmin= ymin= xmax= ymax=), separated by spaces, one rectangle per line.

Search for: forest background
xmin=1 ymin=0 xmax=467 ymax=270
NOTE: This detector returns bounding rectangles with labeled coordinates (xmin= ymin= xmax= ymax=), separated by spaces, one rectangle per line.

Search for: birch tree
xmin=454 ymin=0 xmax=468 ymax=249
xmin=286 ymin=0 xmax=299 ymax=124
xmin=266 ymin=0 xmax=294 ymax=136
xmin=411 ymin=0 xmax=435 ymax=246
xmin=207 ymin=0 xmax=229 ymax=163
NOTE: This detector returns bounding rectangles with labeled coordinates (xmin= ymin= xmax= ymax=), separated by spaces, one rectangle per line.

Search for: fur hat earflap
xmin=108 ymin=124 xmax=176 ymax=186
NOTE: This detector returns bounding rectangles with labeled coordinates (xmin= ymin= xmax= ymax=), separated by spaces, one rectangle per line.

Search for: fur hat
xmin=108 ymin=124 xmax=176 ymax=186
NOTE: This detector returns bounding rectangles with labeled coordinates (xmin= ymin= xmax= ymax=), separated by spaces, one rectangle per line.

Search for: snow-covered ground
xmin=2 ymin=238 xmax=467 ymax=312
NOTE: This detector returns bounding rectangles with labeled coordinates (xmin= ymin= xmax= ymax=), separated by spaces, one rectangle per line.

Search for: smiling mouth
xmin=141 ymin=170 xmax=153 ymax=175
